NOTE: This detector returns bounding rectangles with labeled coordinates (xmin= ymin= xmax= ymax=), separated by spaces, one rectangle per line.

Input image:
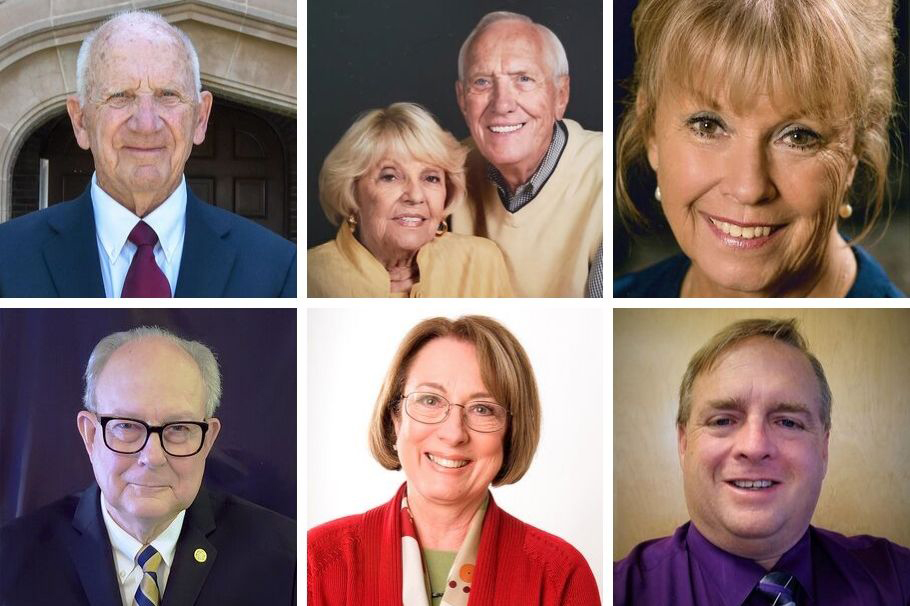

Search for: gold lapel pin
xmin=194 ymin=548 xmax=207 ymax=563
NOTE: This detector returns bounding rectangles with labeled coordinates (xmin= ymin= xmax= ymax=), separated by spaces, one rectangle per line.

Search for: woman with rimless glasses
xmin=307 ymin=315 xmax=599 ymax=605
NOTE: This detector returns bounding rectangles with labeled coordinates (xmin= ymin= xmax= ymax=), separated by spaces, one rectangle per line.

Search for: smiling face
xmin=394 ymin=337 xmax=505 ymax=511
xmin=355 ymin=154 xmax=448 ymax=264
xmin=76 ymin=336 xmax=220 ymax=542
xmin=646 ymin=88 xmax=856 ymax=296
xmin=66 ymin=25 xmax=212 ymax=216
xmin=678 ymin=337 xmax=829 ymax=564
xmin=456 ymin=20 xmax=569 ymax=189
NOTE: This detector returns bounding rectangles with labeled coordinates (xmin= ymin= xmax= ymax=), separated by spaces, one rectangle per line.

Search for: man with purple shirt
xmin=614 ymin=318 xmax=910 ymax=606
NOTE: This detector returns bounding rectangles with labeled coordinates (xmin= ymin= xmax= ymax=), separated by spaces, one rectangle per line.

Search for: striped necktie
xmin=134 ymin=544 xmax=163 ymax=606
xmin=749 ymin=570 xmax=807 ymax=606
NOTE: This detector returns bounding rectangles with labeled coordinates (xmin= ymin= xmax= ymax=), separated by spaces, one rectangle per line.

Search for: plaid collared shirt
xmin=585 ymin=242 xmax=603 ymax=298
xmin=487 ymin=121 xmax=568 ymax=213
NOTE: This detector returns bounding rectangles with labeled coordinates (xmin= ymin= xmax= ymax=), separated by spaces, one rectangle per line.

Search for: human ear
xmin=677 ymin=423 xmax=687 ymax=467
xmin=201 ymin=417 xmax=221 ymax=455
xmin=637 ymin=93 xmax=660 ymax=172
xmin=455 ymin=80 xmax=467 ymax=116
xmin=76 ymin=411 xmax=97 ymax=458
xmin=553 ymin=75 xmax=570 ymax=120
xmin=845 ymin=154 xmax=858 ymax=189
xmin=821 ymin=429 xmax=829 ymax=477
xmin=193 ymin=91 xmax=214 ymax=145
xmin=66 ymin=96 xmax=92 ymax=151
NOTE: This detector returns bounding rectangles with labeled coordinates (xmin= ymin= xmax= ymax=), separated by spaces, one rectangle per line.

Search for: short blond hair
xmin=318 ymin=102 xmax=468 ymax=226
xmin=616 ymin=0 xmax=895 ymax=244
xmin=368 ymin=316 xmax=541 ymax=486
xmin=678 ymin=318 xmax=832 ymax=431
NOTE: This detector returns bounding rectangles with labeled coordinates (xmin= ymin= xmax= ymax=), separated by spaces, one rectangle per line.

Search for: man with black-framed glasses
xmin=0 ymin=326 xmax=294 ymax=605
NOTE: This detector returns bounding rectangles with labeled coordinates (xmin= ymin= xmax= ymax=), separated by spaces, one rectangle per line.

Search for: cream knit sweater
xmin=450 ymin=119 xmax=602 ymax=297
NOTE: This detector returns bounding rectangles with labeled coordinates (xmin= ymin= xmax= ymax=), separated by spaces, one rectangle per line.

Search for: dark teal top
xmin=614 ymin=245 xmax=905 ymax=297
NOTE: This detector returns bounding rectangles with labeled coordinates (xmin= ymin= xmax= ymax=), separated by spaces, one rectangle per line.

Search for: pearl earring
xmin=654 ymin=185 xmax=662 ymax=202
xmin=838 ymin=203 xmax=853 ymax=219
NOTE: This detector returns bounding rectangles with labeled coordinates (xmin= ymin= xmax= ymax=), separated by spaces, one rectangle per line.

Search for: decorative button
xmin=194 ymin=548 xmax=207 ymax=563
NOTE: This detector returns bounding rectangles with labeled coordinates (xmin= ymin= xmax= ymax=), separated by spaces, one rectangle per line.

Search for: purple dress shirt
xmin=614 ymin=522 xmax=910 ymax=605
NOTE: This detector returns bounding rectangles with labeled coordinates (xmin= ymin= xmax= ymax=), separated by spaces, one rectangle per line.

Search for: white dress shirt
xmin=100 ymin=493 xmax=185 ymax=606
xmin=90 ymin=173 xmax=187 ymax=297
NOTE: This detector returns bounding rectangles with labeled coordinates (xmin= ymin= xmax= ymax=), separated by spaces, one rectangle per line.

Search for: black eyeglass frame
xmin=398 ymin=392 xmax=512 ymax=433
xmin=98 ymin=415 xmax=210 ymax=457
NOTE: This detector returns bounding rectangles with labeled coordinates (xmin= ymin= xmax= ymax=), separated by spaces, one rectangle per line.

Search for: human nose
xmin=435 ymin=404 xmax=469 ymax=444
xmin=721 ymin=139 xmax=777 ymax=205
xmin=137 ymin=430 xmax=168 ymax=466
xmin=490 ymin=78 xmax=517 ymax=113
xmin=733 ymin=418 xmax=776 ymax=461
xmin=128 ymin=95 xmax=163 ymax=133
xmin=400 ymin=177 xmax=424 ymax=205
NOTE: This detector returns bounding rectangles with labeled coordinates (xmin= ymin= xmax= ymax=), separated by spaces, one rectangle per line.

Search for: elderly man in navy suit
xmin=0 ymin=326 xmax=295 ymax=605
xmin=0 ymin=10 xmax=295 ymax=297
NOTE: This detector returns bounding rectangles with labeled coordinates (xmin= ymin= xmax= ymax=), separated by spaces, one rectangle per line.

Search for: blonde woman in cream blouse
xmin=308 ymin=103 xmax=512 ymax=297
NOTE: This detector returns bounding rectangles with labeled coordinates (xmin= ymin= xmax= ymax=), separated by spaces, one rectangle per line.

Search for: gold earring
xmin=838 ymin=203 xmax=853 ymax=219
xmin=436 ymin=220 xmax=448 ymax=236
xmin=346 ymin=214 xmax=357 ymax=229
xmin=655 ymin=186 xmax=662 ymax=202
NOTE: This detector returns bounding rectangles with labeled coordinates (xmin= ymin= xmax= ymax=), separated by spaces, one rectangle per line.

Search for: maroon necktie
xmin=121 ymin=221 xmax=171 ymax=298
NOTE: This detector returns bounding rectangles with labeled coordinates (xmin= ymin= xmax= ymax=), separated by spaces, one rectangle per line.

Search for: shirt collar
xmin=686 ymin=522 xmax=814 ymax=605
xmin=100 ymin=491 xmax=185 ymax=575
xmin=91 ymin=173 xmax=187 ymax=265
xmin=487 ymin=120 xmax=567 ymax=210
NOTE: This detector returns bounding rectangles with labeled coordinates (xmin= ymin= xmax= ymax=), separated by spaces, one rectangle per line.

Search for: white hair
xmin=75 ymin=10 xmax=202 ymax=105
xmin=457 ymin=11 xmax=570 ymax=82
xmin=83 ymin=326 xmax=222 ymax=418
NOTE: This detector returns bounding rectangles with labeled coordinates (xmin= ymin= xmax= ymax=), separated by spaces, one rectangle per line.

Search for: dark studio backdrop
xmin=307 ymin=0 xmax=604 ymax=247
xmin=613 ymin=1 xmax=910 ymax=293
xmin=0 ymin=308 xmax=296 ymax=526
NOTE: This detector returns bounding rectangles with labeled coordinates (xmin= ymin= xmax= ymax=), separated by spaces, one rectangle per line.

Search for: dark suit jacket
xmin=0 ymin=187 xmax=296 ymax=297
xmin=0 ymin=484 xmax=295 ymax=605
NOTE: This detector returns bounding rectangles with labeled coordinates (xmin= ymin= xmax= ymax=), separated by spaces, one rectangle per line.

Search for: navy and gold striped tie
xmin=134 ymin=545 xmax=162 ymax=606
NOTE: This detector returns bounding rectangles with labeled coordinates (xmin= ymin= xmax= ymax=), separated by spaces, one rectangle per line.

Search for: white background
xmin=307 ymin=304 xmax=604 ymax=592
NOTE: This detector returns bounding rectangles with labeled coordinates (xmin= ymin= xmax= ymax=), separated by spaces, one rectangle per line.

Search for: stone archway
xmin=0 ymin=0 xmax=296 ymax=223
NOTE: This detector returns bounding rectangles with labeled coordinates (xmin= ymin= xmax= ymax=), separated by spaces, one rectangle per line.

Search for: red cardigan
xmin=308 ymin=483 xmax=601 ymax=605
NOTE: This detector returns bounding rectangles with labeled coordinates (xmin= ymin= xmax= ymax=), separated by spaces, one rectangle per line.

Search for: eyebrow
xmin=103 ymin=411 xmax=203 ymax=423
xmin=414 ymin=382 xmax=495 ymax=401
xmin=701 ymin=398 xmax=814 ymax=417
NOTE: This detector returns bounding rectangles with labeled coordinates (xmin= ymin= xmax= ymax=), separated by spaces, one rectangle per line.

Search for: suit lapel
xmin=42 ymin=189 xmax=105 ymax=296
xmin=161 ymin=487 xmax=218 ymax=606
xmin=65 ymin=485 xmax=123 ymax=606
xmin=175 ymin=193 xmax=236 ymax=297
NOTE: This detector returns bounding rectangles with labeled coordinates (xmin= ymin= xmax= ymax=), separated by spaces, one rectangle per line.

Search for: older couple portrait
xmin=306 ymin=7 xmax=604 ymax=298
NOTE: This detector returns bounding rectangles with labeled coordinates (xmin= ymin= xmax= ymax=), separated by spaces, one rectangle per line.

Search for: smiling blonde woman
xmin=308 ymin=103 xmax=512 ymax=297
xmin=614 ymin=0 xmax=904 ymax=298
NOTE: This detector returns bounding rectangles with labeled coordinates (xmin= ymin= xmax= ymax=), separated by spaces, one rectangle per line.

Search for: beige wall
xmin=614 ymin=308 xmax=910 ymax=560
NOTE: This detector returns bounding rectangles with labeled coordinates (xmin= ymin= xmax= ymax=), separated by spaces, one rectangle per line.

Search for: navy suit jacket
xmin=0 ymin=187 xmax=296 ymax=297
xmin=0 ymin=484 xmax=295 ymax=605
